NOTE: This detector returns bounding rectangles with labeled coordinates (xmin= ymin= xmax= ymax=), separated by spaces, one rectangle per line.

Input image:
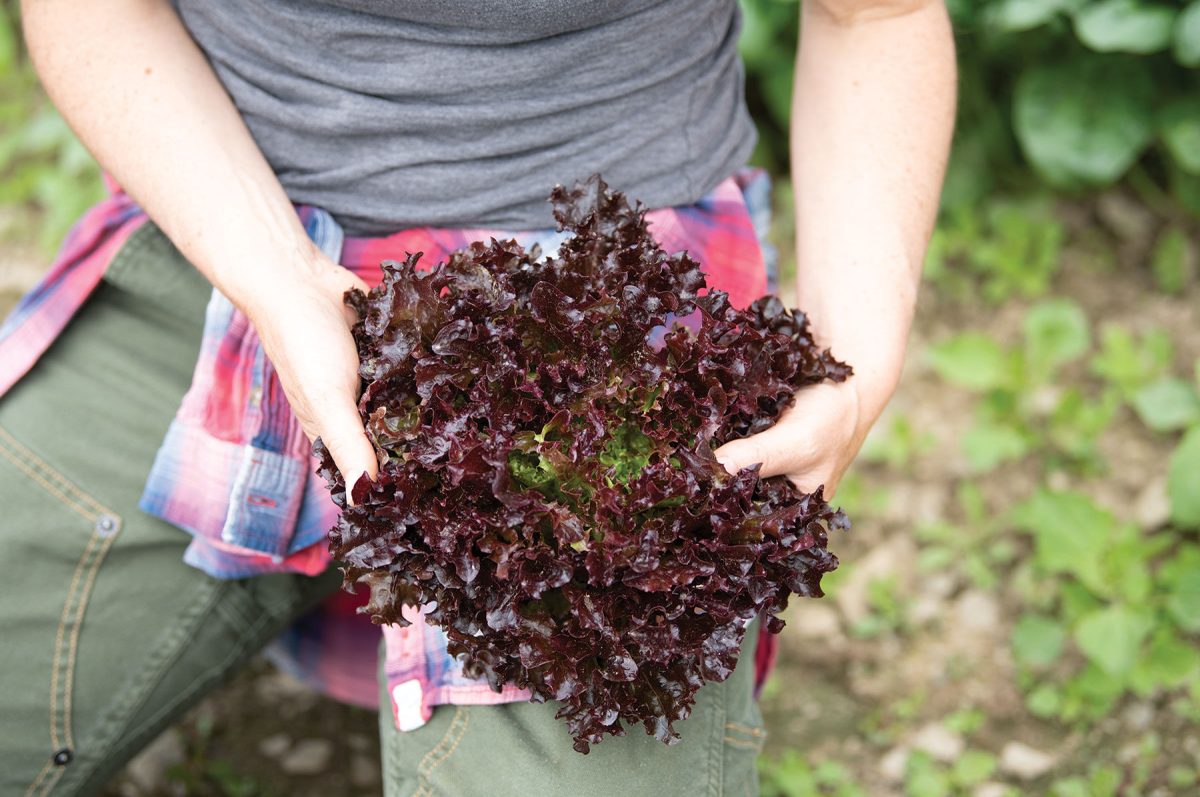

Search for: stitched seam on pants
xmin=2 ymin=422 xmax=129 ymax=795
xmin=94 ymin=582 xmax=237 ymax=747
xmin=0 ymin=430 xmax=100 ymax=523
xmin=121 ymin=608 xmax=271 ymax=743
xmin=61 ymin=528 xmax=120 ymax=750
xmin=23 ymin=437 xmax=124 ymax=765
xmin=724 ymin=722 xmax=766 ymax=738
xmin=62 ymin=582 xmax=267 ymax=796
xmin=411 ymin=707 xmax=467 ymax=795
xmin=419 ymin=709 xmax=469 ymax=781
xmin=23 ymin=760 xmax=57 ymax=797
xmin=53 ymin=580 xmax=227 ymax=794
xmin=415 ymin=708 xmax=464 ymax=776
xmin=48 ymin=531 xmax=98 ymax=753
xmin=0 ymin=429 xmax=111 ymax=516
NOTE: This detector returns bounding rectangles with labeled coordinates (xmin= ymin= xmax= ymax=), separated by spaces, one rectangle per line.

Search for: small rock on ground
xmin=123 ymin=728 xmax=186 ymax=795
xmin=973 ymin=783 xmax=1011 ymax=797
xmin=255 ymin=670 xmax=322 ymax=716
xmin=1134 ymin=477 xmax=1170 ymax=531
xmin=1000 ymin=741 xmax=1057 ymax=780
xmin=911 ymin=722 xmax=965 ymax=763
xmin=1095 ymin=191 xmax=1156 ymax=248
xmin=351 ymin=753 xmax=382 ymax=788
xmin=953 ymin=590 xmax=1001 ymax=634
xmin=834 ymin=537 xmax=916 ymax=626
xmin=792 ymin=604 xmax=842 ymax=640
xmin=879 ymin=745 xmax=909 ymax=782
xmin=1122 ymin=701 xmax=1155 ymax=732
xmin=279 ymin=738 xmax=335 ymax=776
xmin=258 ymin=732 xmax=291 ymax=759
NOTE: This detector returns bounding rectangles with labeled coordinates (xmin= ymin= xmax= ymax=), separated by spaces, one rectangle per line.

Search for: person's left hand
xmin=711 ymin=379 xmax=872 ymax=497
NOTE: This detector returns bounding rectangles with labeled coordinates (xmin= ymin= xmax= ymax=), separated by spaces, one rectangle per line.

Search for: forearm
xmin=791 ymin=0 xmax=956 ymax=421
xmin=21 ymin=0 xmax=320 ymax=313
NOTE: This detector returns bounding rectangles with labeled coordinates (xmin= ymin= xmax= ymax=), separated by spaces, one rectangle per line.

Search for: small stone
xmin=834 ymin=537 xmax=916 ymax=626
xmin=880 ymin=745 xmax=909 ymax=782
xmin=124 ymin=729 xmax=186 ymax=794
xmin=279 ymin=738 xmax=334 ymax=776
xmin=911 ymin=723 xmax=966 ymax=763
xmin=793 ymin=604 xmax=842 ymax=640
xmin=1029 ymin=386 xmax=1062 ymax=417
xmin=1117 ymin=740 xmax=1141 ymax=765
xmin=1122 ymin=701 xmax=1155 ymax=731
xmin=1135 ymin=478 xmax=1170 ymax=531
xmin=954 ymin=590 xmax=1000 ymax=634
xmin=909 ymin=593 xmax=943 ymax=626
xmin=1095 ymin=191 xmax=1156 ymax=247
xmin=1046 ymin=471 xmax=1070 ymax=492
xmin=255 ymin=671 xmax=320 ymax=715
xmin=346 ymin=733 xmax=371 ymax=753
xmin=1000 ymin=741 xmax=1057 ymax=780
xmin=350 ymin=753 xmax=381 ymax=788
xmin=258 ymin=733 xmax=291 ymax=759
xmin=911 ymin=573 xmax=957 ymax=626
xmin=924 ymin=573 xmax=958 ymax=601
xmin=973 ymin=783 xmax=1011 ymax=797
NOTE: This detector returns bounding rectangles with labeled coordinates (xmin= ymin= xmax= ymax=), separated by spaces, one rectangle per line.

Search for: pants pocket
xmin=0 ymin=424 xmax=124 ymax=797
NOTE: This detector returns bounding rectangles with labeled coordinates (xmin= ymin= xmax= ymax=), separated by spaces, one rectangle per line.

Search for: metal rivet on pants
xmin=53 ymin=747 xmax=73 ymax=766
xmin=95 ymin=514 xmax=119 ymax=537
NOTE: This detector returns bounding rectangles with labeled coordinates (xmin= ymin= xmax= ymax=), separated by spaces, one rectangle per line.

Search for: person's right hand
xmin=242 ymin=250 xmax=378 ymax=495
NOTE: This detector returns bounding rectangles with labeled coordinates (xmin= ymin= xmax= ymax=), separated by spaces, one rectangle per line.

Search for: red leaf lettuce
xmin=316 ymin=176 xmax=851 ymax=753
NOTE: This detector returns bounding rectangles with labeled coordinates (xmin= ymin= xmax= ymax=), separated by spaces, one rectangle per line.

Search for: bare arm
xmin=22 ymin=0 xmax=377 ymax=486
xmin=716 ymin=0 xmax=956 ymax=492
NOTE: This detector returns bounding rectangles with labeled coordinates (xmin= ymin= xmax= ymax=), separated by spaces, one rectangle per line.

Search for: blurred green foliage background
xmin=2 ymin=2 xmax=1200 ymax=796
xmin=742 ymin=0 xmax=1200 ymax=212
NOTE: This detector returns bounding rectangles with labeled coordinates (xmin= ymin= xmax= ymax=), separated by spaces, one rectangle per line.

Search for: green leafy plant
xmin=1088 ymin=323 xmax=1173 ymax=399
xmin=860 ymin=414 xmax=936 ymax=470
xmin=0 ymin=2 xmax=104 ymax=254
xmin=759 ymin=752 xmax=866 ymax=797
xmin=926 ymin=299 xmax=1117 ymax=473
xmin=903 ymin=749 xmax=1002 ymax=797
xmin=915 ymin=483 xmax=1015 ymax=591
xmin=741 ymin=0 xmax=1200 ymax=211
xmin=923 ymin=199 xmax=1065 ymax=303
xmin=1150 ymin=225 xmax=1195 ymax=294
xmin=1168 ymin=424 xmax=1200 ymax=527
xmin=1008 ymin=488 xmax=1200 ymax=722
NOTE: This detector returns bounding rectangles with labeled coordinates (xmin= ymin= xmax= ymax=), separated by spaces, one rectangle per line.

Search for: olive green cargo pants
xmin=0 ymin=223 xmax=765 ymax=796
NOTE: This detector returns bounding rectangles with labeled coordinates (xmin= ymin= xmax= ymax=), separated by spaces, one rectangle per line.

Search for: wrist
xmin=846 ymin=360 xmax=901 ymax=433
xmin=211 ymin=236 xmax=332 ymax=320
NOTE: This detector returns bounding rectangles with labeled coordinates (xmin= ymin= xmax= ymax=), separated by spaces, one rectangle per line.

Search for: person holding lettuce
xmin=0 ymin=0 xmax=955 ymax=793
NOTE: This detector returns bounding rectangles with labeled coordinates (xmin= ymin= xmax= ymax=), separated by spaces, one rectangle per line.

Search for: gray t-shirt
xmin=175 ymin=0 xmax=756 ymax=235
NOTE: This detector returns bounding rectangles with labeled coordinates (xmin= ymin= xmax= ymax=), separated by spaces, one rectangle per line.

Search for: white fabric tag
xmin=391 ymin=679 xmax=428 ymax=732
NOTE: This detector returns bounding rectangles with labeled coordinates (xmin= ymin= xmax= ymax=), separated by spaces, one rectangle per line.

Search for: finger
xmin=712 ymin=421 xmax=810 ymax=480
xmin=318 ymin=396 xmax=378 ymax=504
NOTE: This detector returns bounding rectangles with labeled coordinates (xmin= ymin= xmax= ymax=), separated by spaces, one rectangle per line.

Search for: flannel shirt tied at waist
xmin=0 ymin=169 xmax=780 ymax=731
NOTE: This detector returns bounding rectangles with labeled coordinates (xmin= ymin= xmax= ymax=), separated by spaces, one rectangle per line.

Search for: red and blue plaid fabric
xmin=0 ymin=169 xmax=779 ymax=725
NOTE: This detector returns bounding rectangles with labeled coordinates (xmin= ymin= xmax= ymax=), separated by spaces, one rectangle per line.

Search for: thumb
xmin=319 ymin=395 xmax=378 ymax=505
xmin=712 ymin=423 xmax=801 ymax=480
xmin=326 ymin=267 xmax=371 ymax=327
